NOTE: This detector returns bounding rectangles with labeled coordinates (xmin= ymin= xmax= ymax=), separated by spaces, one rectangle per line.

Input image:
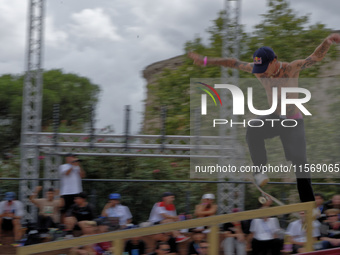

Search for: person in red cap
xmin=188 ymin=33 xmax=340 ymax=203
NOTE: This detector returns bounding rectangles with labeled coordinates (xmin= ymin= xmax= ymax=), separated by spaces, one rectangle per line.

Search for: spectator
xmin=153 ymin=233 xmax=177 ymax=255
xmin=324 ymin=194 xmax=340 ymax=211
xmin=148 ymin=192 xmax=190 ymax=243
xmin=319 ymin=208 xmax=340 ymax=250
xmin=59 ymin=153 xmax=85 ymax=221
xmin=249 ymin=215 xmax=283 ymax=255
xmin=221 ymin=208 xmax=247 ymax=255
xmin=149 ymin=192 xmax=178 ymax=224
xmin=194 ymin=194 xmax=217 ymax=218
xmin=69 ymin=220 xmax=98 ymax=255
xmin=125 ymin=237 xmax=146 ymax=255
xmin=93 ymin=220 xmax=113 ymax=255
xmin=314 ymin=193 xmax=326 ymax=222
xmin=286 ymin=211 xmax=321 ymax=254
xmin=29 ymin=186 xmax=64 ymax=231
xmin=64 ymin=192 xmax=95 ymax=236
xmin=101 ymin=193 xmax=133 ymax=229
xmin=198 ymin=240 xmax=209 ymax=255
xmin=149 ymin=242 xmax=171 ymax=255
xmin=0 ymin=192 xmax=25 ymax=245
xmin=187 ymin=230 xmax=205 ymax=255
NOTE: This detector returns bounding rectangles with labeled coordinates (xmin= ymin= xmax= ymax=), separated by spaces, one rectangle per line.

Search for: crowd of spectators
xmin=0 ymin=154 xmax=339 ymax=254
xmin=1 ymin=187 xmax=340 ymax=254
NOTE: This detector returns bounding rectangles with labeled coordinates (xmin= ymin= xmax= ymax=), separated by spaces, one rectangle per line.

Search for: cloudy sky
xmin=1 ymin=0 xmax=339 ymax=134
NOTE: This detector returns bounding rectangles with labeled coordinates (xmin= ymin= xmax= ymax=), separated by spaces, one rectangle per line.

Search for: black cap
xmin=252 ymin=46 xmax=276 ymax=73
xmin=65 ymin=153 xmax=76 ymax=157
xmin=75 ymin=192 xmax=87 ymax=199
xmin=162 ymin=192 xmax=174 ymax=198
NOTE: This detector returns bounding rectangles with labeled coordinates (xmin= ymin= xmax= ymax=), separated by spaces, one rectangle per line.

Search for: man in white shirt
xmin=59 ymin=153 xmax=85 ymax=220
xmin=250 ymin=216 xmax=283 ymax=255
xmin=149 ymin=192 xmax=178 ymax=224
xmin=148 ymin=192 xmax=190 ymax=243
xmin=101 ymin=193 xmax=133 ymax=229
xmin=0 ymin=192 xmax=25 ymax=244
xmin=286 ymin=211 xmax=321 ymax=254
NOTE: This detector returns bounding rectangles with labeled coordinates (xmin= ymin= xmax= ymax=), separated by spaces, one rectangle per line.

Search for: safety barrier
xmin=17 ymin=201 xmax=315 ymax=255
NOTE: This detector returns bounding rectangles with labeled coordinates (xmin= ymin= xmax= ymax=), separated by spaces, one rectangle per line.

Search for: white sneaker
xmin=254 ymin=172 xmax=269 ymax=187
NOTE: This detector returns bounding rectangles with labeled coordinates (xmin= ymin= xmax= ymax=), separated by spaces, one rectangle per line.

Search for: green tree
xmin=0 ymin=69 xmax=100 ymax=157
xmin=148 ymin=0 xmax=340 ymax=210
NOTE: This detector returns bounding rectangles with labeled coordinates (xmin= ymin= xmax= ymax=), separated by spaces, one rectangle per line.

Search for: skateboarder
xmin=188 ymin=33 xmax=340 ymax=202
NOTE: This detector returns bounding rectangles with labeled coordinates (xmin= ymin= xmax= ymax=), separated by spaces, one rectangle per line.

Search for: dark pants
xmin=61 ymin=194 xmax=77 ymax=214
xmin=252 ymin=238 xmax=283 ymax=255
xmin=37 ymin=215 xmax=56 ymax=231
xmin=246 ymin=114 xmax=315 ymax=202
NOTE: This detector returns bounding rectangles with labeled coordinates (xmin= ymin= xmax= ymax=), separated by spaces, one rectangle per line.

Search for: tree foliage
xmin=149 ymin=0 xmax=340 ymax=210
xmin=0 ymin=69 xmax=100 ymax=157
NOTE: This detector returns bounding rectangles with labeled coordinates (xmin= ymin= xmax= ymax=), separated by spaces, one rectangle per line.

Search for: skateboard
xmin=251 ymin=177 xmax=285 ymax=206
xmin=251 ymin=178 xmax=301 ymax=218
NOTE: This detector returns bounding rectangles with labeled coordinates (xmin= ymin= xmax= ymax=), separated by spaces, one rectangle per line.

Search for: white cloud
xmin=0 ymin=0 xmax=27 ymax=69
xmin=0 ymin=0 xmax=339 ymax=134
xmin=45 ymin=17 xmax=69 ymax=48
xmin=70 ymin=8 xmax=122 ymax=42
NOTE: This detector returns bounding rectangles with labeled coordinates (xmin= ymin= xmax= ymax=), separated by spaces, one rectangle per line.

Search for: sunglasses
xmin=200 ymin=246 xmax=208 ymax=249
xmin=161 ymin=249 xmax=170 ymax=251
xmin=327 ymin=215 xmax=338 ymax=218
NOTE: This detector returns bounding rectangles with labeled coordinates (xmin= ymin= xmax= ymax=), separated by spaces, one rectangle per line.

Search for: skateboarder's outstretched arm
xmin=188 ymin=52 xmax=253 ymax=73
xmin=290 ymin=33 xmax=340 ymax=72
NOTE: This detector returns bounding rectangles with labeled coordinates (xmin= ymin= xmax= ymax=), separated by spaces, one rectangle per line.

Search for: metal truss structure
xmin=217 ymin=0 xmax=245 ymax=213
xmin=25 ymin=132 xmax=232 ymax=159
xmin=20 ymin=0 xmax=45 ymax=221
xmin=19 ymin=0 xmax=244 ymax=220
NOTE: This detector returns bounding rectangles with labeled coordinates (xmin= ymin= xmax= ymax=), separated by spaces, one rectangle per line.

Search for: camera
xmin=72 ymin=159 xmax=83 ymax=163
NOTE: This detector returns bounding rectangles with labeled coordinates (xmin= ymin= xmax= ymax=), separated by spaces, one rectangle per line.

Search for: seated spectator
xmin=153 ymin=233 xmax=177 ymax=255
xmin=249 ymin=215 xmax=283 ymax=255
xmin=286 ymin=211 xmax=321 ymax=254
xmin=148 ymin=192 xmax=189 ymax=243
xmin=324 ymin=194 xmax=340 ymax=211
xmin=149 ymin=242 xmax=171 ymax=255
xmin=194 ymin=194 xmax=217 ymax=218
xmin=187 ymin=230 xmax=205 ymax=255
xmin=64 ymin=192 xmax=95 ymax=236
xmin=198 ymin=240 xmax=209 ymax=255
xmin=149 ymin=192 xmax=178 ymax=224
xmin=315 ymin=193 xmax=326 ymax=222
xmin=69 ymin=220 xmax=98 ymax=255
xmin=0 ymin=192 xmax=25 ymax=245
xmin=93 ymin=220 xmax=113 ymax=255
xmin=319 ymin=208 xmax=340 ymax=250
xmin=101 ymin=193 xmax=132 ymax=230
xmin=221 ymin=208 xmax=247 ymax=255
xmin=125 ymin=237 xmax=146 ymax=255
xmin=29 ymin=186 xmax=64 ymax=232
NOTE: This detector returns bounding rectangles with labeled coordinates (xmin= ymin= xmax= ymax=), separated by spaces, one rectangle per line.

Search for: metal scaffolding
xmin=20 ymin=0 xmax=45 ymax=221
xmin=19 ymin=0 xmax=244 ymax=220
xmin=217 ymin=0 xmax=245 ymax=213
